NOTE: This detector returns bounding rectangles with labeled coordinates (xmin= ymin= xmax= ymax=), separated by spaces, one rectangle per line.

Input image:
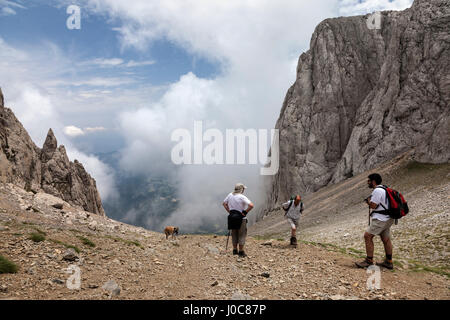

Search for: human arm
xmin=243 ymin=202 xmax=254 ymax=216
xmin=281 ymin=201 xmax=291 ymax=210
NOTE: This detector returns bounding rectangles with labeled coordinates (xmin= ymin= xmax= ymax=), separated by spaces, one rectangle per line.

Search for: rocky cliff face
xmin=266 ymin=0 xmax=449 ymax=208
xmin=0 ymin=90 xmax=105 ymax=216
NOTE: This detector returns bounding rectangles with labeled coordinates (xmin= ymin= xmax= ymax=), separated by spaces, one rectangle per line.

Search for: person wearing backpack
xmin=281 ymin=195 xmax=304 ymax=247
xmin=356 ymin=173 xmax=395 ymax=270
xmin=223 ymin=183 xmax=254 ymax=257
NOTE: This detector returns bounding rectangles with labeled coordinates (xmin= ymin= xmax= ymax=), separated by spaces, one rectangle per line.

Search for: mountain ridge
xmin=0 ymin=89 xmax=105 ymax=216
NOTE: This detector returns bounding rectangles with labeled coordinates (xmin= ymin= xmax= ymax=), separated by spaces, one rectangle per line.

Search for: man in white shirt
xmin=223 ymin=183 xmax=254 ymax=257
xmin=281 ymin=195 xmax=304 ymax=247
xmin=355 ymin=173 xmax=394 ymax=269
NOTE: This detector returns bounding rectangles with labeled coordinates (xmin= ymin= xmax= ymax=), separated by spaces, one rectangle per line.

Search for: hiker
xmin=223 ymin=183 xmax=254 ymax=257
xmin=356 ymin=173 xmax=394 ymax=269
xmin=282 ymin=195 xmax=304 ymax=247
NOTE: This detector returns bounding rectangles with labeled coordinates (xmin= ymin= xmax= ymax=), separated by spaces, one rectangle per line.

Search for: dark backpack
xmin=375 ymin=185 xmax=409 ymax=220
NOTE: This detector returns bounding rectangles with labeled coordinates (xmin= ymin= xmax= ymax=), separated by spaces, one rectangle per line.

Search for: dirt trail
xmin=0 ymin=182 xmax=448 ymax=300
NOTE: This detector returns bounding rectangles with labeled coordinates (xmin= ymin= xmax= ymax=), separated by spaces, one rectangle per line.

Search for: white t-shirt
xmin=282 ymin=200 xmax=304 ymax=220
xmin=370 ymin=186 xmax=391 ymax=222
xmin=223 ymin=193 xmax=252 ymax=220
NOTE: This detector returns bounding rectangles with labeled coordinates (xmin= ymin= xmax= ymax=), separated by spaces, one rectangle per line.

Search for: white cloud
xmin=0 ymin=0 xmax=25 ymax=16
xmin=80 ymin=58 xmax=124 ymax=67
xmin=71 ymin=77 xmax=136 ymax=87
xmin=63 ymin=125 xmax=107 ymax=137
xmin=1 ymin=6 xmax=15 ymax=15
xmin=125 ymin=60 xmax=155 ymax=67
xmin=338 ymin=0 xmax=413 ymax=16
xmin=66 ymin=148 xmax=118 ymax=201
xmin=79 ymin=57 xmax=155 ymax=68
xmin=64 ymin=125 xmax=85 ymax=137
xmin=0 ymin=38 xmax=118 ymax=202
xmin=84 ymin=126 xmax=107 ymax=133
xmin=90 ymin=0 xmax=339 ymax=229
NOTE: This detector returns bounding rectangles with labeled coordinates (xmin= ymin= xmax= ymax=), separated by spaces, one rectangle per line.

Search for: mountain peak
xmin=41 ymin=128 xmax=58 ymax=162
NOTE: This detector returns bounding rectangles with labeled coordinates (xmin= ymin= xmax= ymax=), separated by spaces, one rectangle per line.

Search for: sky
xmin=0 ymin=0 xmax=413 ymax=230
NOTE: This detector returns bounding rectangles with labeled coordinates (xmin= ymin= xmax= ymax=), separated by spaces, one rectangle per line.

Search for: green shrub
xmin=32 ymin=227 xmax=47 ymax=236
xmin=49 ymin=239 xmax=81 ymax=253
xmin=29 ymin=232 xmax=45 ymax=242
xmin=0 ymin=255 xmax=18 ymax=274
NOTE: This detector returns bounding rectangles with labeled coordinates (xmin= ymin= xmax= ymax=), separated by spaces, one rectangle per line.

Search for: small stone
xmin=88 ymin=221 xmax=97 ymax=231
xmin=211 ymin=281 xmax=219 ymax=287
xmin=260 ymin=272 xmax=270 ymax=278
xmin=52 ymin=279 xmax=64 ymax=285
xmin=205 ymin=245 xmax=219 ymax=255
xmin=46 ymin=253 xmax=56 ymax=259
xmin=62 ymin=248 xmax=79 ymax=262
xmin=102 ymin=280 xmax=121 ymax=297
xmin=231 ymin=291 xmax=252 ymax=300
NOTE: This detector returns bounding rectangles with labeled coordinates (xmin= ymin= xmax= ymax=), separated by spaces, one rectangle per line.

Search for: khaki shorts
xmin=286 ymin=217 xmax=299 ymax=230
xmin=366 ymin=218 xmax=394 ymax=239
xmin=232 ymin=219 xmax=247 ymax=246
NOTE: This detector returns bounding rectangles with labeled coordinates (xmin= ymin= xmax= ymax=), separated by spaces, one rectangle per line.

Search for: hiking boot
xmin=238 ymin=251 xmax=247 ymax=258
xmin=232 ymin=249 xmax=238 ymax=255
xmin=355 ymin=258 xmax=374 ymax=268
xmin=376 ymin=259 xmax=394 ymax=270
xmin=291 ymin=237 xmax=298 ymax=246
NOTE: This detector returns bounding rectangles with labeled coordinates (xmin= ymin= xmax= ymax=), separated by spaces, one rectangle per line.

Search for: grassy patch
xmin=105 ymin=235 xmax=143 ymax=248
xmin=77 ymin=236 xmax=96 ymax=248
xmin=29 ymin=232 xmax=45 ymax=242
xmin=408 ymin=261 xmax=450 ymax=278
xmin=0 ymin=255 xmax=18 ymax=274
xmin=253 ymin=234 xmax=274 ymax=241
xmin=32 ymin=227 xmax=46 ymax=236
xmin=347 ymin=247 xmax=364 ymax=254
xmin=124 ymin=239 xmax=142 ymax=248
xmin=49 ymin=239 xmax=81 ymax=253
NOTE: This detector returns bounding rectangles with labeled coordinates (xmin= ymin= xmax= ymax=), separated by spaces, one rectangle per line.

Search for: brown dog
xmin=164 ymin=226 xmax=179 ymax=240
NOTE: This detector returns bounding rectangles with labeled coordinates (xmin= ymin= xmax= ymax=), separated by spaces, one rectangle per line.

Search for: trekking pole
xmin=225 ymin=230 xmax=230 ymax=252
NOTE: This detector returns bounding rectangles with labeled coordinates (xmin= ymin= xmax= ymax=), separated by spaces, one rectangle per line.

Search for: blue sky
xmin=0 ymin=0 xmax=413 ymax=227
xmin=0 ymin=1 xmax=219 ymax=84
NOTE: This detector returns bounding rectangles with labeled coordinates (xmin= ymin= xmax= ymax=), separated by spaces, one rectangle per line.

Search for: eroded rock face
xmin=0 ymin=92 xmax=105 ymax=216
xmin=266 ymin=0 xmax=449 ymax=208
